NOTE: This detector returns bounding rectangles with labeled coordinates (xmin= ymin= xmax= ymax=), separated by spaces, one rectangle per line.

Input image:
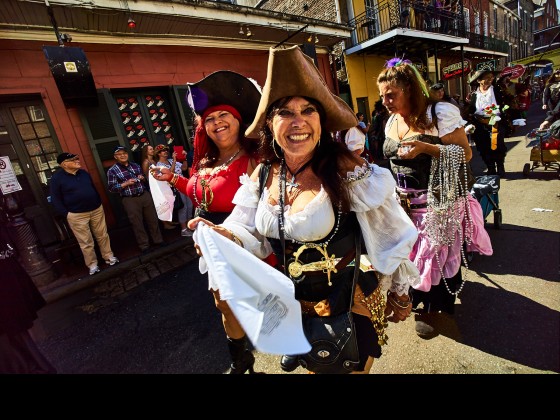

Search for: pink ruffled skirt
xmin=407 ymin=191 xmax=493 ymax=292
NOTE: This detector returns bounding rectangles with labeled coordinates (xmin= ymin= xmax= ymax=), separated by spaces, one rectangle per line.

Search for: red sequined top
xmin=173 ymin=154 xmax=251 ymax=213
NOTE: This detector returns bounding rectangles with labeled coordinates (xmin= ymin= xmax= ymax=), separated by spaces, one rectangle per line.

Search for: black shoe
xmin=280 ymin=355 xmax=300 ymax=372
xmin=415 ymin=313 xmax=439 ymax=339
xmin=226 ymin=350 xmax=256 ymax=374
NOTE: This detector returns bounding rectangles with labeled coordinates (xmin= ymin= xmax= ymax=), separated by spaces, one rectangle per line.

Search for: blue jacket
xmin=49 ymin=168 xmax=102 ymax=217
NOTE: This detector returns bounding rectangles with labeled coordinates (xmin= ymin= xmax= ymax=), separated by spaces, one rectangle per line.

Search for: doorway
xmin=0 ymin=99 xmax=60 ymax=246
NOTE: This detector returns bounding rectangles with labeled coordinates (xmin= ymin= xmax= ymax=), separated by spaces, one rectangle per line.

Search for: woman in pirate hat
xmin=177 ymin=46 xmax=420 ymax=374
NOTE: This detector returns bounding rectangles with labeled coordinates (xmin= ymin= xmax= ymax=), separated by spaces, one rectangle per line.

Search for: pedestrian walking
xmin=107 ymin=146 xmax=163 ymax=252
xmin=466 ymin=69 xmax=509 ymax=177
xmin=377 ymin=58 xmax=493 ymax=339
xmin=50 ymin=152 xmax=119 ymax=275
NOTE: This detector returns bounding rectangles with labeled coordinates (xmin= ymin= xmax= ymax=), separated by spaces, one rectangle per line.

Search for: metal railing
xmin=346 ymin=1 xmax=467 ymax=49
xmin=466 ymin=31 xmax=509 ymax=54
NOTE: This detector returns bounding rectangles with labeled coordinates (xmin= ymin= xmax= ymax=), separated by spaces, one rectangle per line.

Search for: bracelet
xmin=224 ymin=228 xmax=244 ymax=248
xmin=168 ymin=173 xmax=179 ymax=187
xmin=387 ymin=291 xmax=412 ymax=310
xmin=388 ymin=296 xmax=412 ymax=310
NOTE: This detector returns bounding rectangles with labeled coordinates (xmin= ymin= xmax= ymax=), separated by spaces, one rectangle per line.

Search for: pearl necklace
xmin=192 ymin=148 xmax=241 ymax=212
xmin=425 ymin=144 xmax=473 ymax=296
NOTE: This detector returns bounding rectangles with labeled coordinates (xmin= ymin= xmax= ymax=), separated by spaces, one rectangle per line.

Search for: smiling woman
xmin=180 ymin=46 xmax=421 ymax=375
xmin=149 ymin=70 xmax=269 ymax=374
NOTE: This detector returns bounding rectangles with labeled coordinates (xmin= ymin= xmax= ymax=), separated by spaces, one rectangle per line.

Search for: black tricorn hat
xmin=186 ymin=70 xmax=262 ymax=125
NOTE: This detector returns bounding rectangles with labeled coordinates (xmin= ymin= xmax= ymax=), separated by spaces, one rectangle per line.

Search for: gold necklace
xmin=193 ymin=148 xmax=241 ymax=212
xmin=397 ymin=117 xmax=411 ymax=141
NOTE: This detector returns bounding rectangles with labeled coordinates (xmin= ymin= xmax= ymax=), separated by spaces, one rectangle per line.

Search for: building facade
xmin=0 ymin=0 xmax=351 ymax=286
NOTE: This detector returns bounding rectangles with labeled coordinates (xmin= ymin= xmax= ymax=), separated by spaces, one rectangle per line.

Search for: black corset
xmin=267 ymin=212 xmax=378 ymax=312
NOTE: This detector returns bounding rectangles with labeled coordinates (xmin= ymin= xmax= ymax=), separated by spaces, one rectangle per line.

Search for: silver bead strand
xmin=426 ymin=144 xmax=473 ymax=296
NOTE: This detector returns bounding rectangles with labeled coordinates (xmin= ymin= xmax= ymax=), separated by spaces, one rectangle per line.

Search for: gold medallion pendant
xmin=198 ymin=177 xmax=214 ymax=212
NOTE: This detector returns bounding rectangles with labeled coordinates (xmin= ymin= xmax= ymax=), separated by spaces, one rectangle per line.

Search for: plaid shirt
xmin=107 ymin=161 xmax=146 ymax=197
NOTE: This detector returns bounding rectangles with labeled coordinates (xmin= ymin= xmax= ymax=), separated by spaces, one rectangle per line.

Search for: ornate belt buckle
xmin=287 ymin=243 xmax=338 ymax=286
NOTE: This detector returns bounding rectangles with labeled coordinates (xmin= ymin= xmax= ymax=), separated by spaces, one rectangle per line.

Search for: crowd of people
xmin=13 ymin=44 xmax=553 ymax=375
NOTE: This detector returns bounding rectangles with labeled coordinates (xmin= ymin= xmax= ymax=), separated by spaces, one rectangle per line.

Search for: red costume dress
xmin=174 ymin=154 xmax=251 ymax=224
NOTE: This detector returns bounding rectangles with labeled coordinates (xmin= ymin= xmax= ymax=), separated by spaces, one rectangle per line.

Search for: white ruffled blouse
xmin=221 ymin=162 xmax=420 ymax=295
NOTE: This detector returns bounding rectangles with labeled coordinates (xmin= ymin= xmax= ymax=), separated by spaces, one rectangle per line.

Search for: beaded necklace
xmin=192 ymin=148 xmax=241 ymax=212
xmin=425 ymin=144 xmax=474 ymax=296
xmin=278 ymin=160 xmax=342 ymax=286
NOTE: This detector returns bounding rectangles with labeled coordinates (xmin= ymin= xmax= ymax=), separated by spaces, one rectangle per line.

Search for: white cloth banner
xmin=148 ymin=171 xmax=175 ymax=222
xmin=194 ymin=223 xmax=311 ymax=355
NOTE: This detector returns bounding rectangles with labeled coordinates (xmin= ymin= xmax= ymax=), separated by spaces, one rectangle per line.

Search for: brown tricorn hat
xmin=244 ymin=45 xmax=357 ymax=139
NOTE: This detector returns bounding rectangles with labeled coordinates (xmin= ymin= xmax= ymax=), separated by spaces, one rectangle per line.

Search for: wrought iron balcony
xmin=346 ymin=1 xmax=466 ymax=50
xmin=465 ymin=31 xmax=509 ymax=54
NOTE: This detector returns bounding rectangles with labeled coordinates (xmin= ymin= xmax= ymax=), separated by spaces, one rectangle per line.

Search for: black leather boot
xmin=226 ymin=336 xmax=257 ymax=374
xmin=280 ymin=354 xmax=300 ymax=372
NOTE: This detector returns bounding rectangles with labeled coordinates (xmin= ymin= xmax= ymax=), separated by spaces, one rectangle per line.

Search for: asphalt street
xmin=28 ymin=101 xmax=560 ymax=375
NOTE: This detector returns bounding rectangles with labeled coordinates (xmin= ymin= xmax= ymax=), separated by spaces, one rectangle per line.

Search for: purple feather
xmin=385 ymin=57 xmax=412 ymax=68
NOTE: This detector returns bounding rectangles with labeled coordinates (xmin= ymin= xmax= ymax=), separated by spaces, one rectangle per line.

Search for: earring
xmin=272 ymin=138 xmax=282 ymax=160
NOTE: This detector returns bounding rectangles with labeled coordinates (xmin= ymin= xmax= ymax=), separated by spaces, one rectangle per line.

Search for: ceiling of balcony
xmin=347 ymin=31 xmax=469 ymax=59
xmin=0 ymin=0 xmax=351 ymax=50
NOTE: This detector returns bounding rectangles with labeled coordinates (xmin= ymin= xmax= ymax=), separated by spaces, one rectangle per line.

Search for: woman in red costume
xmin=151 ymin=71 xmax=266 ymax=374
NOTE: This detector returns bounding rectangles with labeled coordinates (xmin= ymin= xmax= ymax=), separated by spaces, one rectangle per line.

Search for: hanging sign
xmin=476 ymin=60 xmax=498 ymax=71
xmin=0 ymin=156 xmax=22 ymax=195
xmin=442 ymin=60 xmax=471 ymax=80
xmin=500 ymin=64 xmax=526 ymax=79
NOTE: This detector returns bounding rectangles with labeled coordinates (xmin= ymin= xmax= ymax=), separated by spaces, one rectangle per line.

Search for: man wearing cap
xmin=430 ymin=82 xmax=460 ymax=108
xmin=107 ymin=146 xmax=163 ymax=252
xmin=50 ymin=152 xmax=119 ymax=275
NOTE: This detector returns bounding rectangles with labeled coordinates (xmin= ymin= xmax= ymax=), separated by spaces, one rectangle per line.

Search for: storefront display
xmin=115 ymin=92 xmax=178 ymax=151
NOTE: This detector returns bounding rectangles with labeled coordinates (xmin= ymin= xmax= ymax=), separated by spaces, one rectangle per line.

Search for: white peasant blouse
xmin=220 ymin=162 xmax=420 ymax=295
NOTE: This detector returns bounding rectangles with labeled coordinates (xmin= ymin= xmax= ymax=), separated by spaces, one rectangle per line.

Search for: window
xmin=474 ymin=11 xmax=480 ymax=35
xmin=11 ymin=106 xmax=58 ymax=187
xmin=493 ymin=8 xmax=498 ymax=33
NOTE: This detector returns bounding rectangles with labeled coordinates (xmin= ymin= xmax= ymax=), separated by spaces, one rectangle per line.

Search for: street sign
xmin=500 ymin=64 xmax=525 ymax=79
xmin=476 ymin=60 xmax=498 ymax=71
xmin=442 ymin=60 xmax=471 ymax=80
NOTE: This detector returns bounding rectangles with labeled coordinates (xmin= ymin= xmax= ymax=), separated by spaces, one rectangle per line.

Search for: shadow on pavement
xmin=452 ymin=280 xmax=559 ymax=373
xmin=36 ymin=259 xmax=230 ymax=374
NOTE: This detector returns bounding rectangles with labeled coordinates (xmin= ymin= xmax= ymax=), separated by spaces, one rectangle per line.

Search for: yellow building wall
xmin=345 ymin=54 xmax=390 ymax=116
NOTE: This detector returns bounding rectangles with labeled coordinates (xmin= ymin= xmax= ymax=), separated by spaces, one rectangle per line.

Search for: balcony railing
xmin=346 ymin=1 xmax=466 ymax=49
xmin=465 ymin=32 xmax=509 ymax=54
